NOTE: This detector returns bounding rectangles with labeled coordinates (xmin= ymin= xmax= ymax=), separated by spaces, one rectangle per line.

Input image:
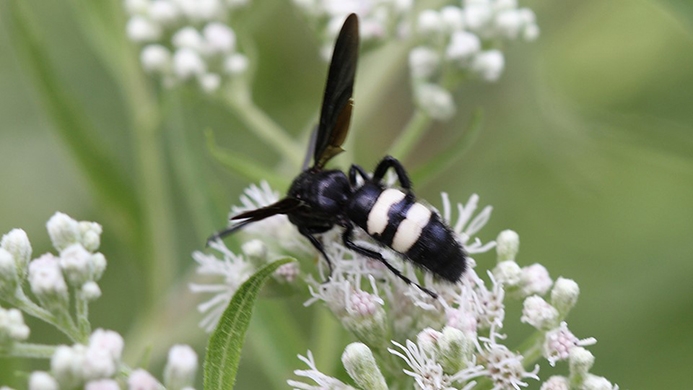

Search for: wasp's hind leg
xmin=298 ymin=227 xmax=334 ymax=277
xmin=372 ymin=155 xmax=413 ymax=191
xmin=340 ymin=223 xmax=438 ymax=299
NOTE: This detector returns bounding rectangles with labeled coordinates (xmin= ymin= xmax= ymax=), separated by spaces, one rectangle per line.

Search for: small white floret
xmin=173 ymin=48 xmax=207 ymax=80
xmin=414 ymin=83 xmax=455 ymax=121
xmin=141 ymin=45 xmax=171 ymax=73
xmin=127 ymin=369 xmax=161 ymax=390
xmin=172 ymin=27 xmax=204 ymax=51
xmin=440 ymin=6 xmax=465 ymax=31
xmin=471 ymin=50 xmax=505 ymax=81
xmin=28 ymin=372 xmax=58 ymax=390
xmin=446 ymin=31 xmax=481 ymax=63
xmin=46 ymin=212 xmax=80 ymax=252
xmin=224 ymin=53 xmax=249 ymax=75
xmin=148 ymin=0 xmax=180 ymax=25
xmin=164 ymin=345 xmax=198 ymax=390
xmin=417 ymin=9 xmax=442 ymax=35
xmin=203 ymin=22 xmax=236 ymax=54
xmin=198 ymin=73 xmax=221 ymax=93
xmin=408 ymin=46 xmax=439 ymax=79
xmin=126 ymin=16 xmax=162 ymax=43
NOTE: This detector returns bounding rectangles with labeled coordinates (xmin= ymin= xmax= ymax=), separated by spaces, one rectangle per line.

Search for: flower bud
xmin=341 ymin=343 xmax=387 ymax=390
xmin=60 ymin=244 xmax=92 ymax=287
xmin=141 ymin=45 xmax=171 ymax=73
xmin=199 ymin=73 xmax=221 ymax=93
xmin=1 ymin=228 xmax=32 ymax=277
xmin=29 ymin=254 xmax=69 ymax=313
xmin=224 ymin=53 xmax=249 ymax=75
xmin=126 ymin=16 xmax=162 ymax=43
xmin=521 ymin=295 xmax=558 ymax=331
xmin=29 ymin=372 xmax=59 ymax=390
xmin=409 ymin=47 xmax=440 ymax=79
xmin=84 ymin=379 xmax=120 ymax=390
xmin=173 ymin=48 xmax=206 ymax=80
xmin=148 ymin=0 xmax=180 ymax=26
xmin=203 ymin=23 xmax=236 ymax=54
xmin=568 ymin=346 xmax=594 ymax=380
xmin=472 ymin=50 xmax=505 ymax=82
xmin=438 ymin=326 xmax=474 ymax=373
xmin=416 ymin=328 xmax=442 ymax=354
xmin=440 ymin=6 xmax=466 ymax=32
xmin=415 ymin=83 xmax=455 ymax=121
xmin=164 ymin=345 xmax=198 ymax=390
xmin=82 ymin=282 xmax=102 ymax=301
xmin=341 ymin=291 xmax=387 ymax=346
xmin=518 ymin=263 xmax=552 ymax=297
xmin=242 ymin=239 xmax=267 ymax=264
xmin=51 ymin=344 xmax=87 ymax=389
xmin=550 ymin=277 xmax=579 ymax=315
xmin=89 ymin=329 xmax=124 ymax=362
xmin=274 ymin=262 xmax=299 ymax=283
xmin=47 ymin=213 xmax=80 ymax=252
xmin=446 ymin=31 xmax=481 ymax=63
xmin=0 ymin=307 xmax=30 ymax=346
xmin=582 ymin=374 xmax=618 ymax=390
xmin=417 ymin=10 xmax=442 ymax=35
xmin=90 ymin=253 xmax=107 ymax=282
xmin=493 ymin=260 xmax=522 ymax=287
xmin=540 ymin=376 xmax=569 ymax=390
xmin=0 ymin=248 xmax=19 ymax=296
xmin=127 ymin=369 xmax=161 ymax=390
xmin=496 ymin=229 xmax=519 ymax=261
xmin=78 ymin=222 xmax=102 ymax=252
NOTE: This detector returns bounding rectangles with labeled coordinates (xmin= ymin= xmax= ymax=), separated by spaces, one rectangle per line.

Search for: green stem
xmin=224 ymin=81 xmax=304 ymax=168
xmin=518 ymin=330 xmax=546 ymax=370
xmin=10 ymin=292 xmax=82 ymax=343
xmin=311 ymin=308 xmax=342 ymax=375
xmin=1 ymin=343 xmax=56 ymax=359
xmin=119 ymin=46 xmax=175 ymax=305
xmin=75 ymin=289 xmax=91 ymax=338
xmin=386 ymin=110 xmax=432 ymax=160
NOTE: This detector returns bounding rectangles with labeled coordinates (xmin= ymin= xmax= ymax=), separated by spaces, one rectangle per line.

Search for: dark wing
xmin=312 ymin=13 xmax=360 ymax=169
xmin=207 ymin=198 xmax=301 ymax=244
xmin=231 ymin=197 xmax=301 ymax=221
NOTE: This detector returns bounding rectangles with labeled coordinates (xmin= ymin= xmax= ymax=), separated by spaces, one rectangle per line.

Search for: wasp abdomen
xmin=347 ymin=184 xmax=466 ymax=282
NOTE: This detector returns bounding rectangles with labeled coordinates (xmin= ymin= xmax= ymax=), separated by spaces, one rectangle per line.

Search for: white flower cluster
xmin=192 ymin=181 xmax=619 ymax=389
xmin=190 ymin=181 xmax=315 ymax=331
xmin=0 ymin=213 xmax=199 ymax=390
xmin=0 ymin=213 xmax=106 ymax=318
xmin=124 ymin=0 xmax=250 ymax=93
xmin=28 ymin=336 xmax=198 ymax=390
xmin=291 ymin=0 xmax=414 ymax=59
xmin=410 ymin=0 xmax=540 ymax=120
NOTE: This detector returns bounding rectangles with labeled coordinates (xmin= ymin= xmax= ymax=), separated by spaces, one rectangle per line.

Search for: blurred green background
xmin=1 ymin=0 xmax=692 ymax=388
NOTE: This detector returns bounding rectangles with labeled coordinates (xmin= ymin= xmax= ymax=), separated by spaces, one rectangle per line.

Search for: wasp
xmin=210 ymin=14 xmax=466 ymax=298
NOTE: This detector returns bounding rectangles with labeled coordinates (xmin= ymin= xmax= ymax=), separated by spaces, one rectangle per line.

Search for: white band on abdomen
xmin=392 ymin=203 xmax=431 ymax=253
xmin=367 ymin=188 xmax=405 ymax=235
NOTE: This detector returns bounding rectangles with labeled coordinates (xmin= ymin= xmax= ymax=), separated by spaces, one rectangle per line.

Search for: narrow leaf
xmin=204 ymin=258 xmax=294 ymax=390
xmin=2 ymin=2 xmax=140 ymax=225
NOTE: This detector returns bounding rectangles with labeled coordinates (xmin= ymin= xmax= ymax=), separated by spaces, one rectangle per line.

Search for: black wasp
xmin=210 ymin=14 xmax=466 ymax=298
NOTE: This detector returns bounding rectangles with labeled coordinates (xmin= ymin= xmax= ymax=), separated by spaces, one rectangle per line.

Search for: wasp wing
xmin=231 ymin=197 xmax=301 ymax=222
xmin=313 ymin=13 xmax=359 ymax=169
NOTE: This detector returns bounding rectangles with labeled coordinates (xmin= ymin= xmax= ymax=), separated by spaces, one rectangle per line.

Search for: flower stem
xmin=75 ymin=289 xmax=91 ymax=338
xmin=518 ymin=330 xmax=546 ymax=370
xmin=10 ymin=292 xmax=83 ymax=343
xmin=224 ymin=81 xmax=304 ymax=168
xmin=386 ymin=109 xmax=432 ymax=161
xmin=1 ymin=343 xmax=56 ymax=359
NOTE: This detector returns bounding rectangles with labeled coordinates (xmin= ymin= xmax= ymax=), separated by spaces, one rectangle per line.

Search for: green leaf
xmin=204 ymin=258 xmax=295 ymax=390
xmin=2 ymin=1 xmax=140 ymax=228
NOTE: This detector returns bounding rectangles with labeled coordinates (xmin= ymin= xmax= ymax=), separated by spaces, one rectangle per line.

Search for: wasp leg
xmin=340 ymin=223 xmax=437 ymax=299
xmin=298 ymin=227 xmax=334 ymax=276
xmin=348 ymin=164 xmax=371 ymax=186
xmin=372 ymin=156 xmax=413 ymax=190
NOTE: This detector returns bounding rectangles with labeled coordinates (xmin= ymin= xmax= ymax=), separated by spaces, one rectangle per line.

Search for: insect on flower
xmin=210 ymin=14 xmax=466 ymax=298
